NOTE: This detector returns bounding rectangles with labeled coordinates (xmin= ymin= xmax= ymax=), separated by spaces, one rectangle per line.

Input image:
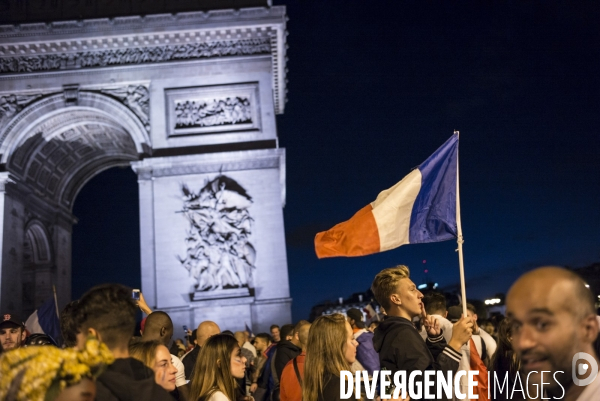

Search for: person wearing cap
xmin=419 ymin=292 xmax=454 ymax=344
xmin=0 ymin=313 xmax=26 ymax=350
xmin=346 ymin=308 xmax=380 ymax=375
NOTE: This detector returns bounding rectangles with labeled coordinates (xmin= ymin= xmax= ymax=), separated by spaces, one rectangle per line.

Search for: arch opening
xmin=71 ymin=166 xmax=140 ymax=301
xmin=0 ymin=92 xmax=148 ymax=317
xmin=22 ymin=220 xmax=54 ymax=317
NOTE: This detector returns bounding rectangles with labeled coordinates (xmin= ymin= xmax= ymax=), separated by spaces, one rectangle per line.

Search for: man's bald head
xmin=141 ymin=311 xmax=173 ymax=346
xmin=506 ymin=266 xmax=599 ymax=398
xmin=507 ymin=266 xmax=595 ymax=321
xmin=196 ymin=321 xmax=220 ymax=347
xmin=233 ymin=331 xmax=246 ymax=347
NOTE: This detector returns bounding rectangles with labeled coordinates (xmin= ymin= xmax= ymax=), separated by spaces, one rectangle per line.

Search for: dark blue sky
xmin=73 ymin=2 xmax=600 ymax=322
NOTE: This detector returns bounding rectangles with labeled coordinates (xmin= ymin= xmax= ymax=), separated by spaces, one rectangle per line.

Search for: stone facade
xmin=0 ymin=5 xmax=290 ymax=333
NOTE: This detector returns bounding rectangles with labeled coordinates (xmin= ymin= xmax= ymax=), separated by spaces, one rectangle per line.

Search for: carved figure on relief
xmin=177 ymin=175 xmax=256 ymax=291
xmin=101 ymin=85 xmax=150 ymax=128
xmin=174 ymin=96 xmax=251 ymax=129
xmin=0 ymin=93 xmax=43 ymax=126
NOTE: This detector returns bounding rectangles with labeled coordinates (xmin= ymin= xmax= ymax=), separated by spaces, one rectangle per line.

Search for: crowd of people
xmin=0 ymin=265 xmax=598 ymax=401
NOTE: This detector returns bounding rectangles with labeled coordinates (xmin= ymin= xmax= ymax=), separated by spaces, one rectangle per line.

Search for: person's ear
xmin=160 ymin=326 xmax=167 ymax=337
xmin=216 ymin=359 xmax=221 ymax=367
xmin=581 ymin=314 xmax=599 ymax=343
xmin=444 ymin=311 xmax=448 ymax=318
xmin=390 ymin=294 xmax=402 ymax=306
xmin=87 ymin=328 xmax=101 ymax=342
xmin=19 ymin=329 xmax=26 ymax=342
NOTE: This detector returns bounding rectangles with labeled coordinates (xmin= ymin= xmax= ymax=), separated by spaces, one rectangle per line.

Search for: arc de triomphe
xmin=0 ymin=2 xmax=291 ymax=332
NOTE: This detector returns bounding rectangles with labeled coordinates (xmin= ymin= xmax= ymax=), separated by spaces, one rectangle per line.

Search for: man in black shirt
xmin=182 ymin=320 xmax=220 ymax=379
xmin=76 ymin=283 xmax=174 ymax=401
xmin=371 ymin=266 xmax=473 ymax=400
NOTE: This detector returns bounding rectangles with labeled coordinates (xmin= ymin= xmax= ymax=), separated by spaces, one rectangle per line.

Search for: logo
xmin=572 ymin=352 xmax=599 ymax=386
xmin=3 ymin=314 xmax=10 ymax=321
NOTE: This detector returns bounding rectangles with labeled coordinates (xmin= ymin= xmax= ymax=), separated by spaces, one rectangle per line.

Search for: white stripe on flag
xmin=371 ymin=169 xmax=422 ymax=252
xmin=25 ymin=311 xmax=44 ymax=334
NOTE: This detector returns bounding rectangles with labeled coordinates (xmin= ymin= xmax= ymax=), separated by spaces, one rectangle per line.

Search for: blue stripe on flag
xmin=37 ymin=297 xmax=62 ymax=345
xmin=409 ymin=134 xmax=459 ymax=243
xmin=245 ymin=323 xmax=254 ymax=337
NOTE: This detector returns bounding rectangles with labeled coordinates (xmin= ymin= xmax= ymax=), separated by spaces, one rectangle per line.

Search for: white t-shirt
xmin=457 ymin=329 xmax=497 ymax=394
xmin=243 ymin=341 xmax=257 ymax=357
xmin=419 ymin=314 xmax=454 ymax=344
xmin=207 ymin=390 xmax=231 ymax=401
xmin=171 ymin=354 xmax=187 ymax=387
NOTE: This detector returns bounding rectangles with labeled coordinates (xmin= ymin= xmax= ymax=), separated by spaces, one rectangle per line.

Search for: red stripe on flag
xmin=314 ymin=204 xmax=380 ymax=258
xmin=469 ymin=338 xmax=489 ymax=401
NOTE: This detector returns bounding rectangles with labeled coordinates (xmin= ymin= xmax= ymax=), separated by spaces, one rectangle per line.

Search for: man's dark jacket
xmin=257 ymin=343 xmax=277 ymax=391
xmin=372 ymin=316 xmax=461 ymax=399
xmin=182 ymin=345 xmax=200 ymax=380
xmin=273 ymin=340 xmax=301 ymax=381
xmin=96 ymin=358 xmax=175 ymax=401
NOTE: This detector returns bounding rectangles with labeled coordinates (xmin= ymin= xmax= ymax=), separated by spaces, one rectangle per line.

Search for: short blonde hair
xmin=129 ymin=340 xmax=162 ymax=369
xmin=371 ymin=265 xmax=410 ymax=310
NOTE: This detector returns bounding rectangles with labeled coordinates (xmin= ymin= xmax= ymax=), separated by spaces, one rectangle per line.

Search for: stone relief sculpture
xmin=101 ymin=85 xmax=150 ymax=129
xmin=177 ymin=175 xmax=256 ymax=292
xmin=174 ymin=96 xmax=251 ymax=129
xmin=0 ymin=94 xmax=43 ymax=126
xmin=0 ymin=39 xmax=271 ymax=74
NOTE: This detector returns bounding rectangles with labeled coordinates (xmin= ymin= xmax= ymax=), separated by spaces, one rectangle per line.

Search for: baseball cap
xmin=0 ymin=313 xmax=24 ymax=328
xmin=447 ymin=306 xmax=463 ymax=323
xmin=346 ymin=308 xmax=365 ymax=328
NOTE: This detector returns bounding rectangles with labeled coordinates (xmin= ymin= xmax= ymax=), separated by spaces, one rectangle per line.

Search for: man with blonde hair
xmin=372 ymin=265 xmax=473 ymax=399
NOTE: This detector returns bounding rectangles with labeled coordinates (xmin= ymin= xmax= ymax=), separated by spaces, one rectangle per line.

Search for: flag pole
xmin=454 ymin=130 xmax=468 ymax=317
xmin=52 ymin=284 xmax=60 ymax=318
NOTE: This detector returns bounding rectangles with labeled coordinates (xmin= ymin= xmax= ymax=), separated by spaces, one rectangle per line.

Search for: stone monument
xmin=0 ymin=2 xmax=291 ymax=332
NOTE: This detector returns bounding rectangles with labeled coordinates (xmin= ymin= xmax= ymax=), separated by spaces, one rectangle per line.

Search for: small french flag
xmin=25 ymin=297 xmax=61 ymax=345
xmin=245 ymin=322 xmax=254 ymax=338
xmin=315 ymin=134 xmax=458 ymax=258
xmin=363 ymin=302 xmax=380 ymax=321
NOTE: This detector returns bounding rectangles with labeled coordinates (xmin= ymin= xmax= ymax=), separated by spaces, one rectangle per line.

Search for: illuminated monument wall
xmin=0 ymin=3 xmax=291 ymax=332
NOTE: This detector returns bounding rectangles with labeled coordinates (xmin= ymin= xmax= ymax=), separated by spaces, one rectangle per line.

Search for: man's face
xmin=506 ymin=279 xmax=588 ymax=393
xmin=271 ymin=328 xmax=280 ymax=342
xmin=393 ymin=278 xmax=424 ymax=318
xmin=466 ymin=310 xmax=479 ymax=333
xmin=0 ymin=324 xmax=25 ymax=350
xmin=254 ymin=337 xmax=268 ymax=353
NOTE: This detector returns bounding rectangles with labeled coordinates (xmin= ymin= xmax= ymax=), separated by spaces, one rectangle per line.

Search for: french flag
xmin=25 ymin=296 xmax=62 ymax=345
xmin=315 ymin=134 xmax=458 ymax=258
xmin=363 ymin=301 xmax=380 ymax=321
xmin=245 ymin=322 xmax=254 ymax=338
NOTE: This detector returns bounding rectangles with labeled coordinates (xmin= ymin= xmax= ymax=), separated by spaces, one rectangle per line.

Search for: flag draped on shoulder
xmin=315 ymin=134 xmax=459 ymax=258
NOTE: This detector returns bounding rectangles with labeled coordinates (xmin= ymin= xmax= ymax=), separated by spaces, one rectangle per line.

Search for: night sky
xmin=72 ymin=2 xmax=600 ymax=323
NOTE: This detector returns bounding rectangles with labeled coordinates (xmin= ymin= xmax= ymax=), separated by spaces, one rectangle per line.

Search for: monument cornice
xmin=131 ymin=148 xmax=284 ymax=178
xmin=0 ymin=6 xmax=288 ymax=113
xmin=0 ymin=7 xmax=285 ymax=39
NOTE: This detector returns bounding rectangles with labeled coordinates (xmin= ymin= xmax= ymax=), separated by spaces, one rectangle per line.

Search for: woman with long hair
xmin=302 ymin=313 xmax=357 ymax=401
xmin=190 ymin=333 xmax=248 ymax=401
xmin=129 ymin=340 xmax=178 ymax=393
xmin=489 ymin=318 xmax=522 ymax=401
